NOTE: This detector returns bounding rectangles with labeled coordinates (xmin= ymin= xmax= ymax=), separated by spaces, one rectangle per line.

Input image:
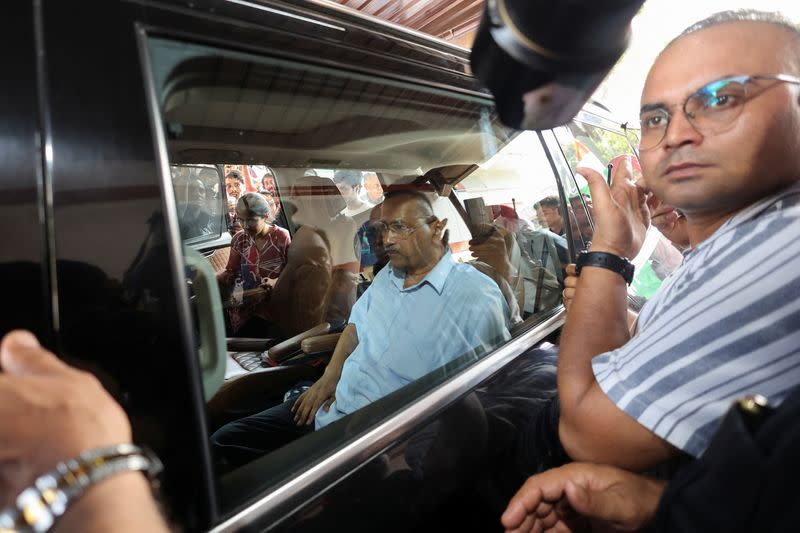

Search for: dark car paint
xmin=2 ymin=1 xmax=591 ymax=531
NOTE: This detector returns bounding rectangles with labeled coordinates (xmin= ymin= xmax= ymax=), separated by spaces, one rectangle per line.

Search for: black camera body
xmin=471 ymin=0 xmax=645 ymax=129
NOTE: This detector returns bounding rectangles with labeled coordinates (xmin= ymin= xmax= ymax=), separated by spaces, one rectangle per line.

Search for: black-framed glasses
xmin=638 ymin=73 xmax=800 ymax=151
xmin=369 ymin=216 xmax=434 ymax=239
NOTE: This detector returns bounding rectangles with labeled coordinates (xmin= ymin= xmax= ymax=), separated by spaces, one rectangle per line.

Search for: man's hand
xmin=0 ymin=331 xmax=132 ymax=506
xmin=577 ymin=159 xmax=650 ymax=259
xmin=291 ymin=370 xmax=339 ymax=426
xmin=469 ymin=224 xmax=512 ymax=280
xmin=647 ymin=194 xmax=690 ymax=249
xmin=562 ymin=263 xmax=577 ymax=313
xmin=501 ymin=463 xmax=666 ymax=533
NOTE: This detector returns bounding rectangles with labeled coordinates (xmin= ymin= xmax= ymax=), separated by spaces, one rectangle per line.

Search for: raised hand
xmin=647 ymin=194 xmax=690 ymax=249
xmin=577 ymin=157 xmax=650 ymax=259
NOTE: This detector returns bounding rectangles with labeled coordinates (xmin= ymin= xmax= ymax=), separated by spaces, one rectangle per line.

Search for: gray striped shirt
xmin=592 ymin=182 xmax=800 ymax=457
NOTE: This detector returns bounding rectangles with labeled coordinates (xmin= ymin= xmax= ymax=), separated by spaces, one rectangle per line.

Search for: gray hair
xmin=678 ymin=9 xmax=799 ymax=39
xmin=332 ymin=169 xmax=363 ymax=188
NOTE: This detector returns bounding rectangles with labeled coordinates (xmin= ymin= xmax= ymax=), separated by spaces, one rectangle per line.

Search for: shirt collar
xmin=390 ymin=251 xmax=455 ymax=294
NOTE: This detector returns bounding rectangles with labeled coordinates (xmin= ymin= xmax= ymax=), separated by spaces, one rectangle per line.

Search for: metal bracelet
xmin=0 ymin=444 xmax=162 ymax=533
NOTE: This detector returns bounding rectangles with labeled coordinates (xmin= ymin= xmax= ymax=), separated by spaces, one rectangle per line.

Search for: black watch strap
xmin=575 ymin=251 xmax=635 ymax=285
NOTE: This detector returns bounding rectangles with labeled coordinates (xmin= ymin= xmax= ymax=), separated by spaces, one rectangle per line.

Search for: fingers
xmin=610 ymin=156 xmax=634 ymax=186
xmin=575 ymin=167 xmax=611 ymax=212
xmin=562 ymin=264 xmax=577 ymax=312
xmin=0 ymin=331 xmax=68 ymax=377
xmin=293 ymin=390 xmax=324 ymax=426
xmin=502 ymin=485 xmax=542 ymax=529
xmin=292 ymin=392 xmax=312 ymax=426
xmin=322 ymin=395 xmax=335 ymax=413
xmin=290 ymin=391 xmax=306 ymax=413
xmin=652 ymin=210 xmax=678 ymax=232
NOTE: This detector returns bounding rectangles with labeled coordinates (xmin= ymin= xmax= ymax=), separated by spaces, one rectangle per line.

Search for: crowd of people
xmin=2 ymin=8 xmax=800 ymax=533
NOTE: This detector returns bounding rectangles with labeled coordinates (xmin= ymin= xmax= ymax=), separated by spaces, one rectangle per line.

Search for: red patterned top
xmin=225 ymin=225 xmax=291 ymax=332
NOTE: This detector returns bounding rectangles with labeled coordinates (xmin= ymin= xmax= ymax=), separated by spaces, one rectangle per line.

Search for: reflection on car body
xmin=0 ymin=1 xmax=678 ymax=531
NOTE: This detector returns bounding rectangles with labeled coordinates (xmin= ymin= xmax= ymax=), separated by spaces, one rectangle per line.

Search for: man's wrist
xmin=588 ymin=241 xmax=628 ymax=257
xmin=54 ymin=473 xmax=167 ymax=533
xmin=575 ymin=250 xmax=635 ymax=285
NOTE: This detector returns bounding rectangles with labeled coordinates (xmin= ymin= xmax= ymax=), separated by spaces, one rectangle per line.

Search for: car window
xmin=554 ymin=121 xmax=682 ymax=304
xmin=453 ymin=132 xmax=567 ymax=323
xmin=169 ymin=164 xmax=225 ymax=243
xmin=146 ymin=36 xmax=528 ymax=515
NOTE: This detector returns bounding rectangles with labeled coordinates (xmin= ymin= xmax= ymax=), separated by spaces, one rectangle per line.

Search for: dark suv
xmin=2 ymin=1 xmax=664 ymax=531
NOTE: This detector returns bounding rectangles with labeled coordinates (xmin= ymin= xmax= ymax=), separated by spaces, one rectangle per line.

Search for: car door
xmin=17 ymin=1 xmax=583 ymax=531
xmin=0 ymin=1 xmax=52 ymax=344
xmin=35 ymin=0 xmax=218 ymax=529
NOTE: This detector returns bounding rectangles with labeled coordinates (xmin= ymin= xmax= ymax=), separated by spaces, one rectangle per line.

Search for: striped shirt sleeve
xmin=591 ymin=189 xmax=800 ymax=458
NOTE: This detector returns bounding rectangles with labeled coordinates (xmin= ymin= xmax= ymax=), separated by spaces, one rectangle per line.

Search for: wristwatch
xmin=575 ymin=250 xmax=635 ymax=285
xmin=0 ymin=444 xmax=162 ymax=533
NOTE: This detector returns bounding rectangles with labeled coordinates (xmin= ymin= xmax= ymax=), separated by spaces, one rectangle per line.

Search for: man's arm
xmin=291 ymin=323 xmax=359 ymax=426
xmin=0 ymin=331 xmax=169 ymax=533
xmin=557 ymin=166 xmax=675 ymax=469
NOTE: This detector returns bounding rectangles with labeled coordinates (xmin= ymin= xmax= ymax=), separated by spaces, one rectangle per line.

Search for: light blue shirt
xmin=315 ymin=252 xmax=511 ymax=429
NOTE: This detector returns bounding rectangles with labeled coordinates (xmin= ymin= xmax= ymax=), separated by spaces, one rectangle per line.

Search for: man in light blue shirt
xmin=212 ymin=190 xmax=510 ymax=468
xmin=295 ymin=189 xmax=510 ymax=428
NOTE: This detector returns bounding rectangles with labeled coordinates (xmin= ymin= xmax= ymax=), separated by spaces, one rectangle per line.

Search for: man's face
xmin=363 ymin=173 xmax=384 ymax=203
xmin=226 ymin=178 xmax=242 ymax=200
xmin=334 ymin=181 xmax=360 ymax=204
xmin=639 ymin=22 xmax=800 ymax=216
xmin=380 ymin=197 xmax=438 ymax=272
xmin=188 ymin=179 xmax=206 ymax=204
xmin=540 ymin=206 xmax=563 ymax=230
xmin=534 ymin=207 xmax=548 ymax=227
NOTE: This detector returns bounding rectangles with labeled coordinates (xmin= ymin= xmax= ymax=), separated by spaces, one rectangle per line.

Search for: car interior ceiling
xmin=163 ymin=55 xmax=515 ymax=174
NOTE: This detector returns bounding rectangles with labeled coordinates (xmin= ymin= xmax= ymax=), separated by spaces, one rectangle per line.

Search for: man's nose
xmin=662 ymin=110 xmax=703 ymax=148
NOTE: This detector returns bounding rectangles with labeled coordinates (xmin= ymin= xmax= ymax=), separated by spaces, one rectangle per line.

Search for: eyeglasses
xmin=638 ymin=74 xmax=800 ymax=151
xmin=369 ymin=217 xmax=434 ymax=239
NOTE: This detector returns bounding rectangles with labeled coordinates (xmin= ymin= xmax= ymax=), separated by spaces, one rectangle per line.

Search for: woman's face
xmin=235 ymin=205 xmax=266 ymax=236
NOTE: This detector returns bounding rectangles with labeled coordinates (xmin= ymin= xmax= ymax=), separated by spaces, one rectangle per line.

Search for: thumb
xmin=0 ymin=330 xmax=66 ymax=376
xmin=565 ymin=480 xmax=623 ymax=523
xmin=576 ymin=166 xmax=612 ymax=210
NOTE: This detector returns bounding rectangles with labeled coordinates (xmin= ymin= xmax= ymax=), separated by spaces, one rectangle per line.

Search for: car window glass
xmin=170 ymin=164 xmax=225 ymax=243
xmin=146 ymin=36 xmax=521 ymax=515
xmin=555 ymin=121 xmax=682 ymax=304
xmin=454 ymin=132 xmax=566 ymax=324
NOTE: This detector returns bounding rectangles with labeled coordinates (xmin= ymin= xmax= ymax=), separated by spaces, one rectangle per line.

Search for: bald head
xmin=638 ymin=14 xmax=800 ymax=217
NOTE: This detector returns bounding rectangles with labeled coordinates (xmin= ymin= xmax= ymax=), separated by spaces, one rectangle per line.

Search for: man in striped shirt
xmin=558 ymin=10 xmax=800 ymax=469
